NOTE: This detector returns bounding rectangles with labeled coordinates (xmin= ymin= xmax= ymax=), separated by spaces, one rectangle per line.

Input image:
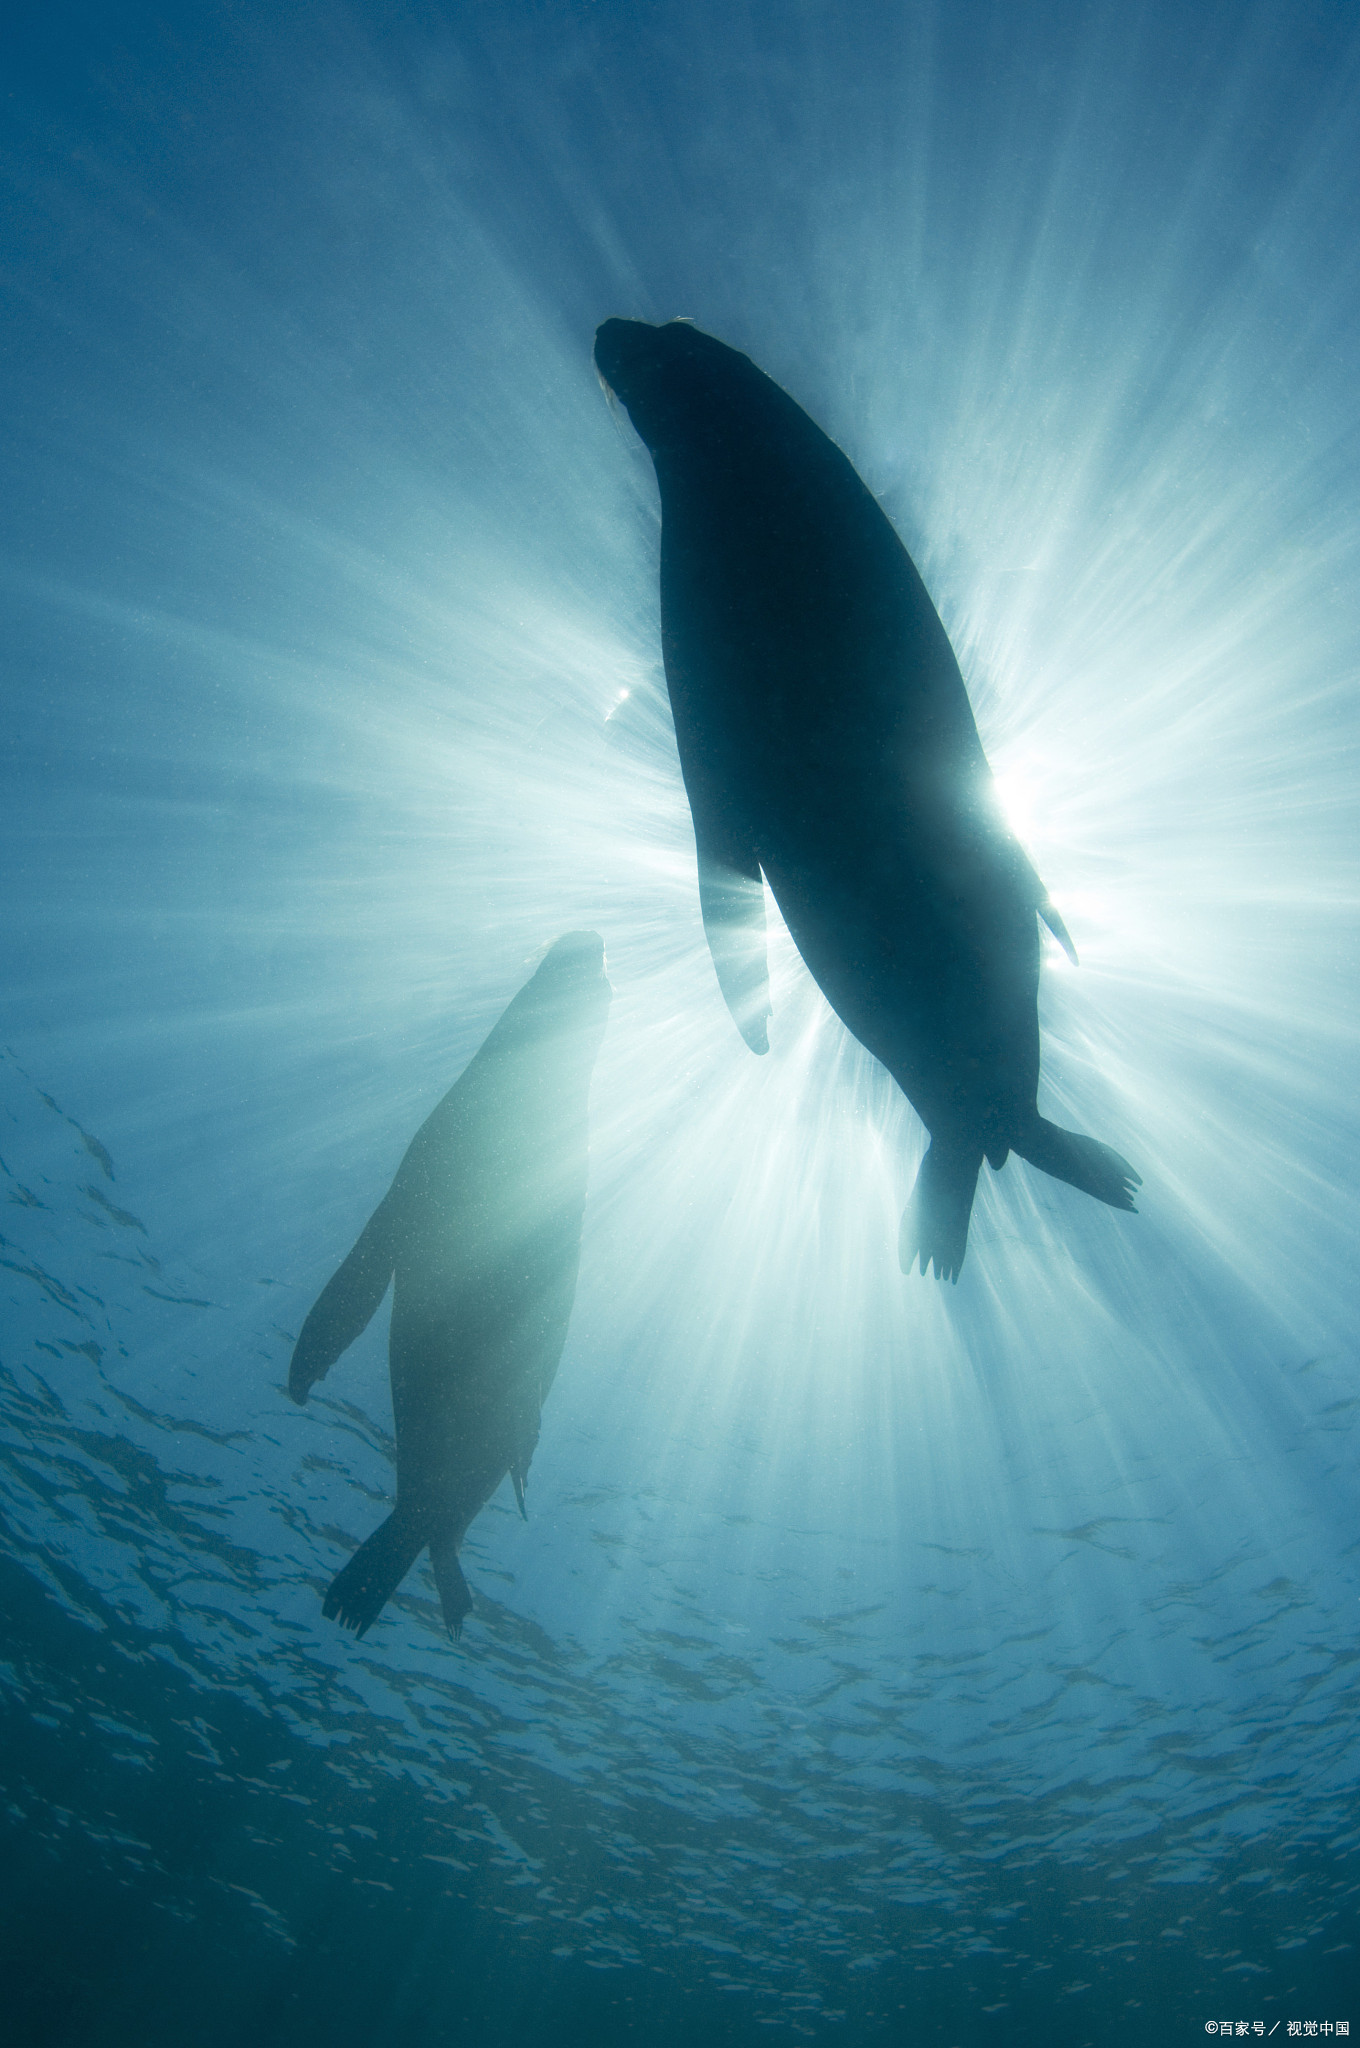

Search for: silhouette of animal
xmin=289 ymin=933 xmax=611 ymax=1635
xmin=594 ymin=318 xmax=1137 ymax=1278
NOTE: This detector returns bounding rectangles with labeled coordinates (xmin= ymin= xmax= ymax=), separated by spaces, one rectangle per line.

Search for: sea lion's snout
xmin=593 ymin=318 xmax=647 ymax=396
xmin=537 ymin=929 xmax=611 ymax=998
xmin=547 ymin=929 xmax=606 ymax=971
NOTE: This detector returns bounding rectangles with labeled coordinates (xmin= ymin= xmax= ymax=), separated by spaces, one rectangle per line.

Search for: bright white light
xmin=991 ymin=765 xmax=1036 ymax=841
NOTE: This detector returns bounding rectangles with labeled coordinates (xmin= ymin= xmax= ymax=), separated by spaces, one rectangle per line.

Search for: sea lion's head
xmin=493 ymin=932 xmax=611 ymax=1072
xmin=528 ymin=930 xmax=611 ymax=1013
xmin=513 ymin=932 xmax=611 ymax=1077
xmin=537 ymin=930 xmax=608 ymax=984
xmin=594 ymin=318 xmax=678 ymax=402
xmin=594 ymin=319 xmax=753 ymax=457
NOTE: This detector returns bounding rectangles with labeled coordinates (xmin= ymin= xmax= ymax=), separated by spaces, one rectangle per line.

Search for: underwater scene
xmin=2 ymin=3 xmax=1358 ymax=2044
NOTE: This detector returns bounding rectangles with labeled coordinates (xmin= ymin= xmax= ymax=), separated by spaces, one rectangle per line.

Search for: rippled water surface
xmin=3 ymin=3 xmax=1358 ymax=2043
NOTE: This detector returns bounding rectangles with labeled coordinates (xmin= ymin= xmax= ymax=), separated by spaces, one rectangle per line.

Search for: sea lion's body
xmin=594 ymin=319 xmax=1137 ymax=1278
xmin=289 ymin=933 xmax=611 ymax=1637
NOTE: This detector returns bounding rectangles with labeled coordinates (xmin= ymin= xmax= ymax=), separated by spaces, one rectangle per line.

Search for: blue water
xmin=3 ymin=3 xmax=1358 ymax=2042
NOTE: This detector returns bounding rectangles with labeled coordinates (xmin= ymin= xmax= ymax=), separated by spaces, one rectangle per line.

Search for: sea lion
xmin=594 ymin=318 xmax=1138 ymax=1280
xmin=288 ymin=932 xmax=611 ymax=1638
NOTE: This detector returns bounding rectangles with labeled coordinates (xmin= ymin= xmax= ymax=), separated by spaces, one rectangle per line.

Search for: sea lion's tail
xmin=1012 ymin=1117 xmax=1141 ymax=1211
xmin=322 ymin=1509 xmax=425 ymax=1639
xmin=899 ymin=1141 xmax=983 ymax=1284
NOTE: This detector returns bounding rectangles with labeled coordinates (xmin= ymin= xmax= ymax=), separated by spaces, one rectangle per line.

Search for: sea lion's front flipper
xmin=1037 ymin=900 xmax=1078 ymax=966
xmin=1001 ymin=833 xmax=1079 ymax=966
xmin=899 ymin=1139 xmax=983 ymax=1283
xmin=696 ymin=845 xmax=771 ymax=1054
xmin=289 ymin=1198 xmax=398 ymax=1405
xmin=1014 ymin=1118 xmax=1141 ymax=1210
xmin=666 ymin=630 xmax=770 ymax=1050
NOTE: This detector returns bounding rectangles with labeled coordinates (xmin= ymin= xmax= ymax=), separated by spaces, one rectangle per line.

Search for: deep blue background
xmin=3 ymin=3 xmax=1358 ymax=2043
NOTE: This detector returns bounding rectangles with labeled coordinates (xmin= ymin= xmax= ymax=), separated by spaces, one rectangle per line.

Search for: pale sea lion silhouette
xmin=594 ymin=318 xmax=1138 ymax=1281
xmin=289 ymin=933 xmax=611 ymax=1638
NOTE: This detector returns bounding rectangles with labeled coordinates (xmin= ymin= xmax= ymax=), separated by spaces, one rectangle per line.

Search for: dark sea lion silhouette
xmin=594 ymin=318 xmax=1138 ymax=1281
xmin=288 ymin=933 xmax=611 ymax=1638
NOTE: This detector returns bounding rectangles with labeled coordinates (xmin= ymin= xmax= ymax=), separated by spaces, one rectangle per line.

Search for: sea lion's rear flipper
xmin=899 ymin=1140 xmax=983 ymax=1283
xmin=697 ymin=851 xmax=771 ymax=1054
xmin=322 ymin=1506 xmax=425 ymax=1639
xmin=1013 ymin=1118 xmax=1141 ymax=1210
xmin=428 ymin=1528 xmax=474 ymax=1640
xmin=289 ymin=1198 xmax=398 ymax=1405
